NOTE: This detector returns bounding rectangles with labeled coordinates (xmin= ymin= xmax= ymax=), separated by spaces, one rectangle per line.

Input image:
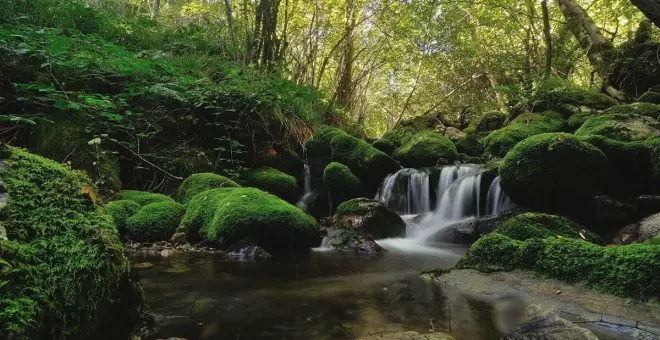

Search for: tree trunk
xmin=630 ymin=0 xmax=660 ymax=28
xmin=224 ymin=0 xmax=237 ymax=52
xmin=555 ymin=0 xmax=616 ymax=83
xmin=335 ymin=0 xmax=357 ymax=111
xmin=151 ymin=0 xmax=160 ymax=19
xmin=541 ymin=0 xmax=552 ymax=77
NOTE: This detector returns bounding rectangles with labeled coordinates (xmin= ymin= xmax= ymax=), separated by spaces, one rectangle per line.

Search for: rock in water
xmin=320 ymin=228 xmax=383 ymax=254
xmin=332 ymin=198 xmax=406 ymax=239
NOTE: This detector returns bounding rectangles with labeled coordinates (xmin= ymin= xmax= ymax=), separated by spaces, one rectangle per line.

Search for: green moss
xmin=180 ymin=187 xmax=320 ymax=253
xmin=176 ymin=172 xmax=240 ymax=204
xmin=575 ymin=113 xmax=660 ymax=142
xmin=459 ymin=233 xmax=660 ymax=300
xmin=601 ymin=102 xmax=660 ymax=120
xmin=567 ymin=112 xmax=593 ymax=131
xmin=305 ymin=125 xmax=348 ymax=158
xmin=334 ymin=198 xmax=406 ymax=239
xmin=645 ymin=136 xmax=660 ymax=192
xmin=106 ymin=199 xmax=141 ymax=238
xmin=638 ymin=91 xmax=660 ymax=104
xmin=330 ymin=133 xmax=400 ymax=193
xmin=455 ymin=133 xmax=485 ymax=156
xmin=0 ymin=146 xmax=141 ymax=339
xmin=466 ymin=111 xmax=507 ymax=133
xmin=371 ymin=139 xmax=395 ymax=155
xmin=241 ymin=167 xmax=300 ymax=203
xmin=484 ymin=111 xmax=566 ymax=157
xmin=532 ymin=77 xmax=618 ymax=112
xmin=499 ymin=133 xmax=608 ymax=212
xmin=323 ymin=162 xmax=362 ymax=206
xmin=495 ymin=212 xmax=601 ymax=243
xmin=381 ymin=127 xmax=419 ymax=148
xmin=118 ymin=190 xmax=174 ymax=207
xmin=578 ymin=135 xmax=652 ymax=196
xmin=393 ymin=131 xmax=458 ymax=168
xmin=125 ymin=201 xmax=185 ymax=242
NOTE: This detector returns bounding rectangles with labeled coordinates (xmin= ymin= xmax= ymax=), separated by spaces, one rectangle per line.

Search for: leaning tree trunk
xmin=541 ymin=0 xmax=553 ymax=78
xmin=630 ymin=0 xmax=660 ymax=28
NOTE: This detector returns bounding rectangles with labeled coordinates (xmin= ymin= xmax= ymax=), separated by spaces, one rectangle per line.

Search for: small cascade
xmin=376 ymin=168 xmax=432 ymax=214
xmin=485 ymin=176 xmax=515 ymax=215
xmin=296 ymin=164 xmax=315 ymax=212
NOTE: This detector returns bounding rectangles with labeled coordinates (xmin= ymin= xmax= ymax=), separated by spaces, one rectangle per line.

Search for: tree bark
xmin=630 ymin=0 xmax=660 ymax=28
xmin=541 ymin=0 xmax=552 ymax=77
xmin=151 ymin=0 xmax=160 ymax=19
xmin=224 ymin=0 xmax=237 ymax=52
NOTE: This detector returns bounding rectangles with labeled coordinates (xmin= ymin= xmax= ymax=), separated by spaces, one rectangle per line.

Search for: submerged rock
xmin=227 ymin=245 xmax=272 ymax=261
xmin=614 ymin=213 xmax=660 ymax=244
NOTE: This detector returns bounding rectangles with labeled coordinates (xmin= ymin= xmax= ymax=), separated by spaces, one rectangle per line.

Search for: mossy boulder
xmin=371 ymin=139 xmax=395 ymax=155
xmin=0 ymin=146 xmax=142 ymax=339
xmin=484 ymin=111 xmax=566 ymax=157
xmin=241 ymin=167 xmax=300 ymax=203
xmin=500 ymin=133 xmax=608 ymax=212
xmin=567 ymin=112 xmax=593 ymax=131
xmin=467 ymin=111 xmax=507 ymax=133
xmin=459 ymin=233 xmax=660 ymax=299
xmin=125 ymin=201 xmax=186 ymax=242
xmin=602 ymin=102 xmax=660 ymax=120
xmin=495 ymin=212 xmax=601 ymax=243
xmin=645 ymin=136 xmax=660 ymax=192
xmin=393 ymin=131 xmax=458 ymax=168
xmin=305 ymin=125 xmax=347 ymax=158
xmin=180 ymin=187 xmax=320 ymax=253
xmin=323 ymin=162 xmax=362 ymax=209
xmin=531 ymin=77 xmax=618 ymax=113
xmin=118 ymin=190 xmax=174 ymax=207
xmin=106 ymin=199 xmax=141 ymax=238
xmin=332 ymin=198 xmax=406 ymax=239
xmin=455 ymin=133 xmax=485 ymax=156
xmin=639 ymin=90 xmax=660 ymax=104
xmin=176 ymin=172 xmax=240 ymax=204
xmin=381 ymin=127 xmax=419 ymax=148
xmin=330 ymin=133 xmax=400 ymax=194
xmin=575 ymin=113 xmax=660 ymax=142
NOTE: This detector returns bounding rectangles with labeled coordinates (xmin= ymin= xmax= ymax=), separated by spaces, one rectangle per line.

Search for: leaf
xmin=98 ymin=112 xmax=122 ymax=121
xmin=88 ymin=138 xmax=102 ymax=145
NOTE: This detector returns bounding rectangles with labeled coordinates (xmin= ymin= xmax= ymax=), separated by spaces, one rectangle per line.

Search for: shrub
xmin=106 ymin=199 xmax=141 ymax=238
xmin=0 ymin=146 xmax=141 ymax=339
xmin=176 ymin=173 xmax=240 ymax=204
xmin=499 ymin=133 xmax=608 ymax=212
xmin=484 ymin=111 xmax=566 ymax=157
xmin=393 ymin=131 xmax=458 ymax=168
xmin=180 ymin=187 xmax=320 ymax=253
xmin=241 ymin=167 xmax=300 ymax=203
xmin=125 ymin=201 xmax=186 ymax=242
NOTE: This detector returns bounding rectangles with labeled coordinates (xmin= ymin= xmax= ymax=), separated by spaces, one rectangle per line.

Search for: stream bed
xmin=129 ymin=243 xmax=495 ymax=340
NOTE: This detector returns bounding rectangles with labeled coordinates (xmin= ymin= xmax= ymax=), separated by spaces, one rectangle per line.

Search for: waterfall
xmin=374 ymin=164 xmax=515 ymax=242
xmin=296 ymin=164 xmax=315 ymax=212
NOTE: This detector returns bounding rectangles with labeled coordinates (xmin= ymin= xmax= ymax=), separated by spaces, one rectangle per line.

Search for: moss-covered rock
xmin=639 ymin=90 xmax=660 ymax=104
xmin=645 ymin=136 xmax=660 ymax=193
xmin=241 ymin=167 xmax=300 ymax=203
xmin=495 ymin=212 xmax=601 ymax=243
xmin=575 ymin=113 xmax=660 ymax=142
xmin=393 ymin=131 xmax=458 ymax=168
xmin=500 ymin=133 xmax=608 ymax=212
xmin=323 ymin=162 xmax=361 ymax=209
xmin=567 ymin=112 xmax=593 ymax=131
xmin=601 ymin=102 xmax=660 ymax=120
xmin=531 ymin=77 xmax=618 ymax=113
xmin=118 ymin=190 xmax=174 ymax=207
xmin=176 ymin=172 xmax=240 ymax=204
xmin=455 ymin=133 xmax=485 ymax=156
xmin=371 ymin=139 xmax=395 ymax=155
xmin=305 ymin=125 xmax=347 ymax=158
xmin=381 ymin=127 xmax=419 ymax=148
xmin=180 ymin=187 xmax=320 ymax=253
xmin=333 ymin=198 xmax=406 ymax=239
xmin=0 ymin=146 xmax=142 ymax=339
xmin=330 ymin=133 xmax=400 ymax=194
xmin=466 ymin=111 xmax=507 ymax=133
xmin=125 ymin=201 xmax=186 ymax=242
xmin=459 ymin=233 xmax=660 ymax=300
xmin=106 ymin=199 xmax=141 ymax=238
xmin=484 ymin=111 xmax=566 ymax=157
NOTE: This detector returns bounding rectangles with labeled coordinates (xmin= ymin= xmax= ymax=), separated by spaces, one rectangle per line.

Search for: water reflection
xmin=132 ymin=247 xmax=521 ymax=340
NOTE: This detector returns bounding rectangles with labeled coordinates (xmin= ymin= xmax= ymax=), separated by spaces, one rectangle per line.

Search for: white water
xmin=296 ymin=164 xmax=315 ymax=212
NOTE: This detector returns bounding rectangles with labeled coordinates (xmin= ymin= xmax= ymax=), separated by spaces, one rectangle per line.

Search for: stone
xmin=444 ymin=127 xmax=467 ymax=142
xmin=0 ymin=224 xmax=7 ymax=241
xmin=506 ymin=314 xmax=598 ymax=340
xmin=227 ymin=245 xmax=272 ymax=261
xmin=170 ymin=232 xmax=187 ymax=245
xmin=320 ymin=229 xmax=383 ymax=254
xmin=588 ymin=195 xmax=638 ymax=234
xmin=614 ymin=213 xmax=660 ymax=244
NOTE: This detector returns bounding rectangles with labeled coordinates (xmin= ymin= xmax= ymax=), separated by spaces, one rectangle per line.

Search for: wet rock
xmin=614 ymin=213 xmax=660 ymax=244
xmin=227 ymin=245 xmax=272 ymax=261
xmin=506 ymin=314 xmax=598 ymax=340
xmin=125 ymin=241 xmax=224 ymax=256
xmin=332 ymin=198 xmax=406 ymax=239
xmin=170 ymin=232 xmax=187 ymax=245
xmin=321 ymin=229 xmax=383 ymax=254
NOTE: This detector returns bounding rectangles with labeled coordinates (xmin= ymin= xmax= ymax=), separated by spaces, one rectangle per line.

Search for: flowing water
xmin=296 ymin=164 xmax=316 ymax=212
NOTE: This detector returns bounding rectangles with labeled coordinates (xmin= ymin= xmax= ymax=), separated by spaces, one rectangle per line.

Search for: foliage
xmin=241 ymin=167 xmax=300 ymax=203
xmin=334 ymin=198 xmax=406 ymax=239
xmin=499 ymin=133 xmax=608 ymax=212
xmin=0 ymin=146 xmax=141 ymax=339
xmin=176 ymin=172 xmax=240 ymax=204
xmin=575 ymin=113 xmax=660 ymax=141
xmin=118 ymin=190 xmax=174 ymax=207
xmin=125 ymin=201 xmax=185 ymax=242
xmin=484 ymin=111 xmax=566 ymax=157
xmin=495 ymin=212 xmax=601 ymax=243
xmin=179 ymin=187 xmax=320 ymax=253
xmin=458 ymin=233 xmax=660 ymax=300
xmin=393 ymin=131 xmax=458 ymax=168
xmin=106 ymin=199 xmax=141 ymax=238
